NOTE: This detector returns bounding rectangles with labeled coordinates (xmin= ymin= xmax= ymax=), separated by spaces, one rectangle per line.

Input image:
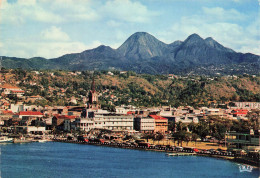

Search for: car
xmin=208 ymin=149 xmax=216 ymax=153
xmin=201 ymin=149 xmax=210 ymax=154
xmin=175 ymin=146 xmax=183 ymax=151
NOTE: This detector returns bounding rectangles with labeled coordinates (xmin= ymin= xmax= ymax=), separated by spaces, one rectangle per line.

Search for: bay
xmin=0 ymin=142 xmax=259 ymax=178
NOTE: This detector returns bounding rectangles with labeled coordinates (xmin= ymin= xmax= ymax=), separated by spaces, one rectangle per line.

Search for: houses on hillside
xmin=0 ymin=83 xmax=25 ymax=97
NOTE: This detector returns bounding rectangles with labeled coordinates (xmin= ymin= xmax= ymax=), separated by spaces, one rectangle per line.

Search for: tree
xmin=142 ymin=133 xmax=155 ymax=142
xmin=184 ymin=132 xmax=192 ymax=146
xmin=154 ymin=132 xmax=164 ymax=144
xmin=172 ymin=131 xmax=187 ymax=147
xmin=191 ymin=133 xmax=199 ymax=146
xmin=175 ymin=121 xmax=185 ymax=132
xmin=196 ymin=121 xmax=209 ymax=140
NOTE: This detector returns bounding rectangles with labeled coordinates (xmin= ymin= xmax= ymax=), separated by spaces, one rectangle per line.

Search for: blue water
xmin=0 ymin=142 xmax=259 ymax=178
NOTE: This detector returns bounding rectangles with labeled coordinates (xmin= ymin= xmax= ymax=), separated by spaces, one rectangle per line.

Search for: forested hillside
xmin=1 ymin=69 xmax=259 ymax=107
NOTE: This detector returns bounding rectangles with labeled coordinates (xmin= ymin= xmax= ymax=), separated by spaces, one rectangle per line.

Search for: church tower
xmin=87 ymin=75 xmax=100 ymax=109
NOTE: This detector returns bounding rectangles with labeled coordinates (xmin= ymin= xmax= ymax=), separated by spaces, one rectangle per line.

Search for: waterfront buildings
xmin=134 ymin=117 xmax=155 ymax=133
xmin=93 ymin=114 xmax=134 ymax=131
xmin=52 ymin=114 xmax=77 ymax=131
xmin=149 ymin=115 xmax=168 ymax=134
xmin=226 ymin=131 xmax=260 ymax=150
xmin=75 ymin=118 xmax=94 ymax=132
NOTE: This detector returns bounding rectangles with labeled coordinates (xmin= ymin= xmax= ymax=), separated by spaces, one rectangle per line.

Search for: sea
xmin=0 ymin=142 xmax=259 ymax=178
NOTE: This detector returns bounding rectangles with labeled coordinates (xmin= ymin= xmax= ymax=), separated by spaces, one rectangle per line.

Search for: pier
xmin=166 ymin=153 xmax=197 ymax=156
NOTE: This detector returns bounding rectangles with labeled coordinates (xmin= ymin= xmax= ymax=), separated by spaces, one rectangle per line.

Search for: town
xmin=0 ymin=69 xmax=259 ymax=166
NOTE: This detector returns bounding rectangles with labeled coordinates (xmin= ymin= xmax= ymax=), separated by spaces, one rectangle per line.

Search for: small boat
xmin=38 ymin=140 xmax=48 ymax=143
xmin=13 ymin=137 xmax=33 ymax=143
xmin=0 ymin=136 xmax=13 ymax=143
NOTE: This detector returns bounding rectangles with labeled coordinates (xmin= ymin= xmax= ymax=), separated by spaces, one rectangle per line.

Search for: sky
xmin=0 ymin=0 xmax=259 ymax=58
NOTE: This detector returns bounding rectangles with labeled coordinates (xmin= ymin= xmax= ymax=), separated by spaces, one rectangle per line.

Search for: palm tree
xmin=191 ymin=133 xmax=199 ymax=146
xmin=172 ymin=131 xmax=186 ymax=147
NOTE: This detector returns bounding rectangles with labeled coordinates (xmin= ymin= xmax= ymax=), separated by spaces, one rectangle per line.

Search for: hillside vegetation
xmin=1 ymin=69 xmax=259 ymax=107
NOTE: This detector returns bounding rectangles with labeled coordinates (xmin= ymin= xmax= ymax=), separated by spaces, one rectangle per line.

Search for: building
xmin=52 ymin=114 xmax=77 ymax=130
xmin=15 ymin=126 xmax=46 ymax=134
xmin=18 ymin=111 xmax=43 ymax=119
xmin=231 ymin=109 xmax=248 ymax=117
xmin=93 ymin=114 xmax=134 ymax=131
xmin=226 ymin=131 xmax=260 ymax=150
xmin=0 ymin=83 xmax=25 ymax=97
xmin=87 ymin=76 xmax=100 ymax=109
xmin=233 ymin=102 xmax=260 ymax=109
xmin=64 ymin=118 xmax=76 ymax=131
xmin=149 ymin=115 xmax=168 ymax=134
xmin=134 ymin=117 xmax=155 ymax=133
xmin=75 ymin=118 xmax=94 ymax=132
xmin=173 ymin=115 xmax=199 ymax=124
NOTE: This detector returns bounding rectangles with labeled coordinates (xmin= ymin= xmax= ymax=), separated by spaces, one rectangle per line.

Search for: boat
xmin=37 ymin=139 xmax=49 ymax=143
xmin=13 ymin=137 xmax=33 ymax=143
xmin=0 ymin=136 xmax=13 ymax=143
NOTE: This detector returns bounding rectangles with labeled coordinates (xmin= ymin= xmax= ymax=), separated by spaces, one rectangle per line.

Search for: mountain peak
xmin=182 ymin=33 xmax=204 ymax=47
xmin=205 ymin=37 xmax=214 ymax=41
xmin=205 ymin=37 xmax=234 ymax=53
xmin=187 ymin=33 xmax=203 ymax=40
xmin=131 ymin=31 xmax=151 ymax=37
xmin=117 ymin=32 xmax=167 ymax=60
xmin=95 ymin=45 xmax=112 ymax=50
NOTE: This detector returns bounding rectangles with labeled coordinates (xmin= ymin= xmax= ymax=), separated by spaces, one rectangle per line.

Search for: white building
xmin=233 ymin=102 xmax=260 ymax=109
xmin=174 ymin=115 xmax=199 ymax=124
xmin=134 ymin=117 xmax=155 ymax=132
xmin=16 ymin=126 xmax=46 ymax=134
xmin=93 ymin=114 xmax=134 ymax=131
xmin=201 ymin=108 xmax=224 ymax=116
xmin=75 ymin=118 xmax=94 ymax=132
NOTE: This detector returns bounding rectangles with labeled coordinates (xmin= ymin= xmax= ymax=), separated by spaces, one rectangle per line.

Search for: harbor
xmin=53 ymin=138 xmax=259 ymax=167
xmin=0 ymin=141 xmax=258 ymax=178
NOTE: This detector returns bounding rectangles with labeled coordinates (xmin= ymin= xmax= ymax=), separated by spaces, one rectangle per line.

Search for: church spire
xmin=91 ymin=75 xmax=95 ymax=92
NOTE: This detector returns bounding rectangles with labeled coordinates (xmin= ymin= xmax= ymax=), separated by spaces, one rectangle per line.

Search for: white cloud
xmin=102 ymin=0 xmax=157 ymax=23
xmin=0 ymin=24 xmax=107 ymax=58
xmin=0 ymin=0 xmax=100 ymax=25
xmin=156 ymin=6 xmax=260 ymax=55
xmin=0 ymin=0 xmax=63 ymax=24
xmin=0 ymin=39 xmax=89 ymax=59
xmin=202 ymin=7 xmax=246 ymax=21
xmin=35 ymin=41 xmax=89 ymax=58
xmin=107 ymin=20 xmax=122 ymax=27
xmin=44 ymin=0 xmax=99 ymax=21
xmin=41 ymin=26 xmax=70 ymax=41
xmin=18 ymin=0 xmax=36 ymax=6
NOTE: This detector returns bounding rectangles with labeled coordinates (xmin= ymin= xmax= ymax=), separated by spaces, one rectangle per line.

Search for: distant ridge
xmin=1 ymin=32 xmax=259 ymax=75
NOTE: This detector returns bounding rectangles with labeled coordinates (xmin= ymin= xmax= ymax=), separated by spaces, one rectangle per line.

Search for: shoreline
xmin=53 ymin=139 xmax=259 ymax=168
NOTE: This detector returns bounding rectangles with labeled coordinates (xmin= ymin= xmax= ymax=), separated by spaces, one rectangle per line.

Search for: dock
xmin=166 ymin=153 xmax=197 ymax=156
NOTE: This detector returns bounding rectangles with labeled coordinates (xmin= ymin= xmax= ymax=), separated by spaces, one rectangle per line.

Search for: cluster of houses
xmin=0 ymin=78 xmax=259 ymax=136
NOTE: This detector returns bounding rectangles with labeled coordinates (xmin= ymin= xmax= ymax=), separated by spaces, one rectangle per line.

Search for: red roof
xmin=149 ymin=115 xmax=167 ymax=120
xmin=232 ymin=109 xmax=248 ymax=115
xmin=11 ymin=90 xmax=25 ymax=93
xmin=233 ymin=109 xmax=248 ymax=112
xmin=127 ymin=111 xmax=135 ymax=115
xmin=0 ymin=83 xmax=20 ymax=89
xmin=19 ymin=111 xmax=43 ymax=116
xmin=2 ymin=110 xmax=13 ymax=114
xmin=53 ymin=114 xmax=76 ymax=119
